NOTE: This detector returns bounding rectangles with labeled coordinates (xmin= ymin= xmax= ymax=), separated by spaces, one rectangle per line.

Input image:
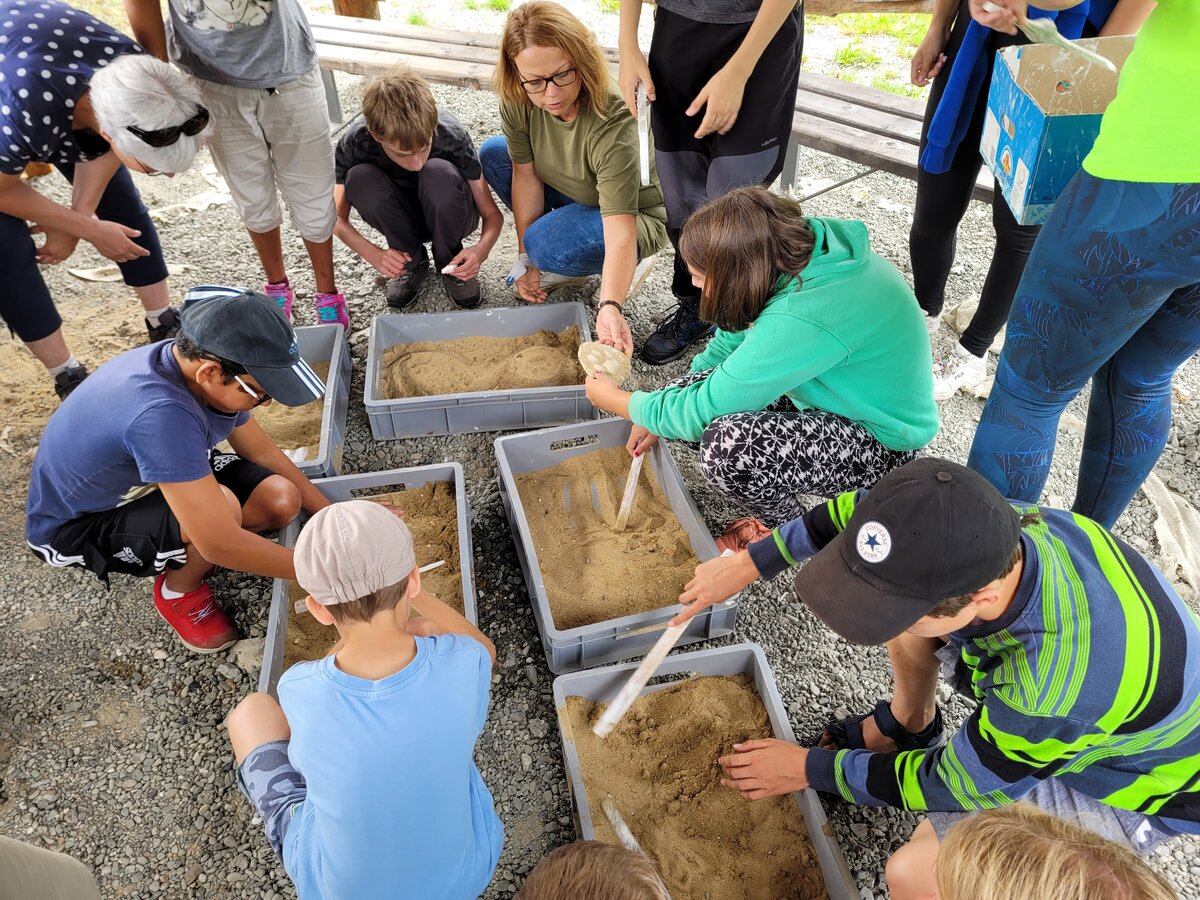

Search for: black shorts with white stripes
xmin=32 ymin=452 xmax=273 ymax=581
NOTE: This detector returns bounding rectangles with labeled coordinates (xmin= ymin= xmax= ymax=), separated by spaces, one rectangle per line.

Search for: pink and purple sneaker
xmin=315 ymin=291 xmax=350 ymax=331
xmin=263 ymin=280 xmax=295 ymax=322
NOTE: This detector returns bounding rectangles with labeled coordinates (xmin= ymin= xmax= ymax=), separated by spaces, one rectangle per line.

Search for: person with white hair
xmin=124 ymin=0 xmax=350 ymax=332
xmin=0 ymin=0 xmax=208 ymax=399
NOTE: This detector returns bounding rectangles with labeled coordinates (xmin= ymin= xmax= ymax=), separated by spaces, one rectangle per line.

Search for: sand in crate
xmin=565 ymin=675 xmax=828 ymax=900
xmin=254 ymin=361 xmax=331 ymax=461
xmin=381 ymin=326 xmax=581 ymax=399
xmin=515 ymin=445 xmax=697 ymax=629
xmin=282 ymin=482 xmax=465 ymax=672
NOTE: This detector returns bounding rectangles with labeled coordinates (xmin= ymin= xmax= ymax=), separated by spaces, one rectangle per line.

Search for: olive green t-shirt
xmin=1083 ymin=1 xmax=1200 ymax=183
xmin=500 ymin=84 xmax=669 ymax=257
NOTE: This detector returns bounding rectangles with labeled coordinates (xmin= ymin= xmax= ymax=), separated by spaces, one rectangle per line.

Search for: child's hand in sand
xmin=626 ymin=425 xmax=658 ymax=458
xmin=373 ymin=499 xmax=406 ymax=519
xmin=719 ymin=739 xmax=809 ymax=800
xmin=671 ymin=551 xmax=760 ymax=626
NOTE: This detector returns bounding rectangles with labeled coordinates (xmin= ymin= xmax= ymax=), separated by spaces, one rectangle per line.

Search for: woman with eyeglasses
xmin=0 ymin=0 xmax=209 ymax=400
xmin=481 ymin=1 xmax=668 ymax=357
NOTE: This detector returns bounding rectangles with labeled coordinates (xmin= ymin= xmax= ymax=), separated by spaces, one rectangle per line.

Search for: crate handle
xmin=549 ymin=434 xmax=600 ymax=452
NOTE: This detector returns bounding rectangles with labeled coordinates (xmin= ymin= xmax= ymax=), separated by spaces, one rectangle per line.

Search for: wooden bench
xmin=310 ymin=14 xmax=992 ymax=203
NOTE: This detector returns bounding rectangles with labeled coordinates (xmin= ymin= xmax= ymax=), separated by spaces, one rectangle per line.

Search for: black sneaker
xmin=640 ymin=300 xmax=716 ymax=366
xmin=441 ymin=274 xmax=482 ymax=309
xmin=386 ymin=257 xmax=430 ymax=309
xmin=146 ymin=306 xmax=182 ymax=343
xmin=53 ymin=364 xmax=89 ymax=400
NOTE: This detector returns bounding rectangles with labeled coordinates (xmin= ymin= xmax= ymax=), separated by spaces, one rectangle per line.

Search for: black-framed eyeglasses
xmin=197 ymin=352 xmax=270 ymax=406
xmin=519 ymin=67 xmax=577 ymax=95
xmin=126 ymin=107 xmax=210 ymax=148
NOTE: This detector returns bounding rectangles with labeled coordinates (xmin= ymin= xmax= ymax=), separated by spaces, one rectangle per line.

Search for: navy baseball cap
xmin=793 ymin=458 xmax=1022 ymax=645
xmin=180 ymin=286 xmax=324 ymax=407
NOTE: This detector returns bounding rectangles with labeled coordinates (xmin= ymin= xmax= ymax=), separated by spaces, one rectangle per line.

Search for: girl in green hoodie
xmin=586 ymin=187 xmax=939 ymax=543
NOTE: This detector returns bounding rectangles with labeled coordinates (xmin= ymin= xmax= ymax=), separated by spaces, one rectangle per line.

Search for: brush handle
xmin=637 ymin=83 xmax=651 ymax=187
xmin=593 ymin=620 xmax=686 ymax=738
xmin=614 ymin=452 xmax=645 ymax=533
xmin=602 ymin=798 xmax=645 ymax=853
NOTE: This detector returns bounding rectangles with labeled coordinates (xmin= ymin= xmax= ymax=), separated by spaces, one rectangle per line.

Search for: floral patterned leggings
xmin=666 ymin=369 xmax=918 ymax=527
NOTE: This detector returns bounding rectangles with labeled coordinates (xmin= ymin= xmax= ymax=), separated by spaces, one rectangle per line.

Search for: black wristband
xmin=597 ymin=300 xmax=624 ymax=314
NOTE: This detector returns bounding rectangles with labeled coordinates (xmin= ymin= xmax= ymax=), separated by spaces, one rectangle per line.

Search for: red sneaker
xmin=153 ymin=574 xmax=239 ymax=654
xmin=715 ymin=516 xmax=772 ymax=555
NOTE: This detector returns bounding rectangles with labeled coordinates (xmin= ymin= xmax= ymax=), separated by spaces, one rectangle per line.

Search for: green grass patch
xmin=406 ymin=10 xmax=429 ymax=25
xmin=487 ymin=0 xmax=511 ymax=10
xmin=597 ymin=0 xmax=620 ymax=12
xmin=464 ymin=0 xmax=480 ymax=8
xmin=833 ymin=42 xmax=881 ymax=68
xmin=833 ymin=13 xmax=930 ymax=46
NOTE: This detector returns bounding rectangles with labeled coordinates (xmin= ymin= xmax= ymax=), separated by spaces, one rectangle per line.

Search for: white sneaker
xmin=537 ymin=272 xmax=592 ymax=294
xmin=626 ymin=253 xmax=657 ymax=301
xmin=924 ymin=312 xmax=942 ymax=337
xmin=933 ymin=342 xmax=987 ymax=401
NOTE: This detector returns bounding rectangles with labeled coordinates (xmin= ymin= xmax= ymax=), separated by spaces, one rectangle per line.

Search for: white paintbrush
xmin=602 ymin=798 xmax=645 ymax=853
xmin=636 ymin=83 xmax=651 ymax=187
xmin=593 ymin=618 xmax=685 ymax=738
xmin=613 ymin=452 xmax=645 ymax=533
xmin=983 ymin=2 xmax=1117 ymax=73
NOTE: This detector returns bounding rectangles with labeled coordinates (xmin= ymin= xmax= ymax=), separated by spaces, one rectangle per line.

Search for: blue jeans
xmin=479 ymin=135 xmax=607 ymax=277
xmin=967 ymin=171 xmax=1200 ymax=527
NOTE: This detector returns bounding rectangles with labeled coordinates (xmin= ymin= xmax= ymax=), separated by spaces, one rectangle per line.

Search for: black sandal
xmin=824 ymin=699 xmax=946 ymax=751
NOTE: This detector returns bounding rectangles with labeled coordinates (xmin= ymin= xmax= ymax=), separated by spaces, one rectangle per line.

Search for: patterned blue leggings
xmin=967 ymin=171 xmax=1200 ymax=527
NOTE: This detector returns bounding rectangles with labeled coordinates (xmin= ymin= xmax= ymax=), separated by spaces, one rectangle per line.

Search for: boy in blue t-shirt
xmin=227 ymin=500 xmax=503 ymax=900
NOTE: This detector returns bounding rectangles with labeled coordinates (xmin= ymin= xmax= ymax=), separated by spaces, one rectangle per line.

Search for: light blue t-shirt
xmin=277 ymin=634 xmax=504 ymax=900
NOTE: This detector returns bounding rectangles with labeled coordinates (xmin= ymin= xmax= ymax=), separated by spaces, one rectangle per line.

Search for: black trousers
xmin=909 ymin=0 xmax=1038 ymax=357
xmin=343 ymin=160 xmax=479 ymax=271
xmin=648 ymin=5 xmax=803 ymax=304
xmin=1 ymin=164 xmax=167 ymax=343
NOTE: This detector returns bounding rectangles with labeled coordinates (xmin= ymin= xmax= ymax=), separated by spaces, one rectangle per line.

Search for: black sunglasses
xmin=126 ymin=107 xmax=210 ymax=148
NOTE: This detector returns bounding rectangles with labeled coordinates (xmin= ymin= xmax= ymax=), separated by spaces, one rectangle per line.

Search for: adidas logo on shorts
xmin=114 ymin=546 xmax=143 ymax=567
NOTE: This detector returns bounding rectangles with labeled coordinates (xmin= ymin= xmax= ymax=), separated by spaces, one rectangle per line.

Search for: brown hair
xmin=678 ymin=186 xmax=816 ymax=332
xmin=517 ymin=841 xmax=668 ymax=900
xmin=927 ymin=513 xmax=1042 ymax=618
xmin=325 ymin=580 xmax=411 ymax=626
xmin=494 ymin=1 xmax=610 ymax=116
xmin=361 ymin=66 xmax=438 ymax=150
xmin=936 ymin=804 xmax=1178 ymax=900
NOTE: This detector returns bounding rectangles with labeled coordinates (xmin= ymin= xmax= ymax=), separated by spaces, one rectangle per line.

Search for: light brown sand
xmin=380 ymin=326 xmax=581 ymax=399
xmin=514 ymin=445 xmax=697 ymax=630
xmin=564 ymin=675 xmax=828 ymax=900
xmin=253 ymin=361 xmax=330 ymax=459
xmin=281 ymin=482 xmax=467 ymax=673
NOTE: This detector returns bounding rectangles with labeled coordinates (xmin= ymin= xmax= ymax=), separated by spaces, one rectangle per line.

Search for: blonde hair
xmin=936 ymin=804 xmax=1178 ymax=900
xmin=494 ymin=1 xmax=610 ymax=116
xmin=517 ymin=841 xmax=668 ymax=900
xmin=362 ymin=66 xmax=438 ymax=150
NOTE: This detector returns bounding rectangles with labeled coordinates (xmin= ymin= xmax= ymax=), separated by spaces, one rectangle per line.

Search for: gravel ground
xmin=1 ymin=71 xmax=1199 ymax=900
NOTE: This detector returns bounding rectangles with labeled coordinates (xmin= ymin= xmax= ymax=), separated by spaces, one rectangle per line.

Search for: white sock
xmin=144 ymin=305 xmax=171 ymax=327
xmin=159 ymin=582 xmax=186 ymax=600
xmin=47 ymin=355 xmax=80 ymax=377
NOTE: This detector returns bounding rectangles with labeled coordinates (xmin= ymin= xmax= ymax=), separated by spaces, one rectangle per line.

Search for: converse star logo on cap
xmin=856 ymin=521 xmax=892 ymax=564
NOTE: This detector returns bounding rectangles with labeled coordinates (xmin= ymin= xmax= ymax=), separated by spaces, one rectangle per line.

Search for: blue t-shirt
xmin=277 ymin=634 xmax=504 ymax=900
xmin=0 ymin=0 xmax=139 ymax=175
xmin=25 ymin=341 xmax=249 ymax=549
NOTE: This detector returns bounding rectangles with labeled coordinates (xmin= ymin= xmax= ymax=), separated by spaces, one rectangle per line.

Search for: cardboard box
xmin=981 ymin=36 xmax=1134 ymax=225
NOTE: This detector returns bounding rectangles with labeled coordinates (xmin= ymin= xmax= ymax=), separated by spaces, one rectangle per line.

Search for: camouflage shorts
xmin=236 ymin=739 xmax=307 ymax=860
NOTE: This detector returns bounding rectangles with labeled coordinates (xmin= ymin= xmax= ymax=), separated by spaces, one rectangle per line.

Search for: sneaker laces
xmin=316 ymin=303 xmax=341 ymax=323
xmin=174 ymin=590 xmax=219 ymax=625
xmin=656 ymin=303 xmax=698 ymax=339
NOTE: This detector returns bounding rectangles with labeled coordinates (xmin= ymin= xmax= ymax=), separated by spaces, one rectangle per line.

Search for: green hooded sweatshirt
xmin=628 ymin=217 xmax=939 ymax=449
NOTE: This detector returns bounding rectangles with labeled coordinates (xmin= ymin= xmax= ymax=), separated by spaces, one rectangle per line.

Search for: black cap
xmin=180 ymin=286 xmax=324 ymax=407
xmin=793 ymin=458 xmax=1021 ymax=645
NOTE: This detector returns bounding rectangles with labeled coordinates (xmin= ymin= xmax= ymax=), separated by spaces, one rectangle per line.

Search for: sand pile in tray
xmin=253 ymin=361 xmax=330 ymax=461
xmin=515 ymin=445 xmax=697 ymax=630
xmin=565 ymin=674 xmax=828 ymax=900
xmin=281 ymin=482 xmax=465 ymax=672
xmin=380 ymin=326 xmax=581 ymax=399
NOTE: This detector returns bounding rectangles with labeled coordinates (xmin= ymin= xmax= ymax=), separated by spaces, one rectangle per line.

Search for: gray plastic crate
xmin=495 ymin=418 xmax=737 ymax=674
xmin=258 ymin=464 xmax=476 ymax=696
xmin=263 ymin=323 xmax=351 ymax=479
xmin=553 ymin=642 xmax=857 ymax=900
xmin=364 ymin=303 xmax=598 ymax=439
